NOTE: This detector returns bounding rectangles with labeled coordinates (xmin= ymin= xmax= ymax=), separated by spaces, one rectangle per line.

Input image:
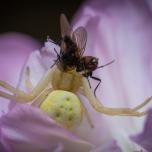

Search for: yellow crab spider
xmin=0 ymin=66 xmax=151 ymax=118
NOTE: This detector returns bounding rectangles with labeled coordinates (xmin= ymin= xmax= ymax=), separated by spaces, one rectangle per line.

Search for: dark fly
xmin=51 ymin=14 xmax=87 ymax=72
xmin=76 ymin=57 xmax=114 ymax=96
xmin=51 ymin=14 xmax=114 ymax=96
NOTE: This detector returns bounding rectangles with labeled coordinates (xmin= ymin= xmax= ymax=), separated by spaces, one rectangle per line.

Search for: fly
xmin=51 ymin=14 xmax=114 ymax=96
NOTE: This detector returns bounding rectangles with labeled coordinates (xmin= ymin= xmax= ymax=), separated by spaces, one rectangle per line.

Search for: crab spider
xmin=0 ymin=66 xmax=151 ymax=118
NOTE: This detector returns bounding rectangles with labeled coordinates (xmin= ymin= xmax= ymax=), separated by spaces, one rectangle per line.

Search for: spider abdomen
xmin=40 ymin=90 xmax=83 ymax=128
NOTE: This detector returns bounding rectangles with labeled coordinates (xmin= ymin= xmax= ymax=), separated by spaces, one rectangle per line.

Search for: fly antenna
xmin=97 ymin=59 xmax=115 ymax=69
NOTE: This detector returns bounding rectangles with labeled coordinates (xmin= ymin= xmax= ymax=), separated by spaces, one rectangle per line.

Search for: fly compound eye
xmin=92 ymin=58 xmax=98 ymax=65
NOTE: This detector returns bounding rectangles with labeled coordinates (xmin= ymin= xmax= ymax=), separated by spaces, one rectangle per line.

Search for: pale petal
xmin=18 ymin=40 xmax=59 ymax=91
xmin=0 ymin=33 xmax=40 ymax=115
xmin=0 ymin=104 xmax=94 ymax=152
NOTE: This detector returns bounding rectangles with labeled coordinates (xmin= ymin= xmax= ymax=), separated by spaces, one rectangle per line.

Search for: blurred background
xmin=0 ymin=0 xmax=84 ymax=43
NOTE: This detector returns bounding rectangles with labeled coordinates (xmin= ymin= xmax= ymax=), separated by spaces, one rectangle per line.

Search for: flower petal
xmin=0 ymin=33 xmax=40 ymax=115
xmin=9 ymin=41 xmax=57 ymax=109
xmin=130 ymin=109 xmax=152 ymax=152
xmin=0 ymin=104 xmax=94 ymax=152
xmin=18 ymin=40 xmax=59 ymax=92
xmin=72 ymin=0 xmax=152 ymax=151
xmin=40 ymin=40 xmax=60 ymax=70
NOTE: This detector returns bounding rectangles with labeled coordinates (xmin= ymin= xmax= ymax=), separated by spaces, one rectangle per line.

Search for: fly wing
xmin=60 ymin=14 xmax=72 ymax=38
xmin=72 ymin=26 xmax=87 ymax=56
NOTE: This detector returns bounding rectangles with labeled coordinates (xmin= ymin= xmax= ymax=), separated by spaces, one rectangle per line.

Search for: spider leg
xmin=0 ymin=68 xmax=53 ymax=102
xmin=81 ymin=99 xmax=94 ymax=128
xmin=77 ymin=89 xmax=94 ymax=128
xmin=81 ymin=77 xmax=152 ymax=116
xmin=25 ymin=66 xmax=34 ymax=90
xmin=0 ymin=91 xmax=27 ymax=102
xmin=32 ymin=87 xmax=53 ymax=107
xmin=133 ymin=96 xmax=152 ymax=110
xmin=0 ymin=80 xmax=26 ymax=95
xmin=90 ymin=75 xmax=101 ymax=97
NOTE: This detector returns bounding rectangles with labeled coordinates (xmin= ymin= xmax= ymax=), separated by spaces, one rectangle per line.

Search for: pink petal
xmin=72 ymin=0 xmax=152 ymax=151
xmin=0 ymin=104 xmax=94 ymax=152
xmin=0 ymin=33 xmax=40 ymax=115
xmin=130 ymin=109 xmax=152 ymax=152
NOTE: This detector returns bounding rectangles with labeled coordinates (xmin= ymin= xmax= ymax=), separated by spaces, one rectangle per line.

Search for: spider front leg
xmin=0 ymin=68 xmax=54 ymax=103
xmin=80 ymin=99 xmax=94 ymax=128
xmin=0 ymin=81 xmax=28 ymax=102
xmin=81 ymin=77 xmax=152 ymax=116
xmin=32 ymin=87 xmax=53 ymax=107
xmin=25 ymin=66 xmax=34 ymax=90
xmin=25 ymin=66 xmax=53 ymax=106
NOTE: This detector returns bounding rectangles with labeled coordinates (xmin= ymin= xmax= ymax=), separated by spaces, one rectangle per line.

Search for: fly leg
xmin=90 ymin=75 xmax=101 ymax=97
xmin=50 ymin=48 xmax=61 ymax=68
xmin=81 ymin=77 xmax=152 ymax=116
